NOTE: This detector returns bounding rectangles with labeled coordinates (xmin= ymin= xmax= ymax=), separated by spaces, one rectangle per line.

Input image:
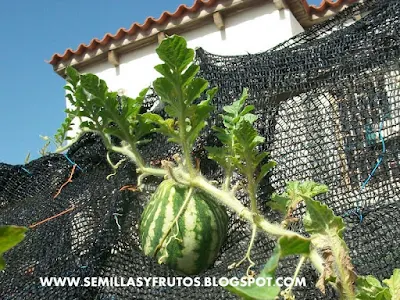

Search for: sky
xmin=0 ymin=0 xmax=323 ymax=165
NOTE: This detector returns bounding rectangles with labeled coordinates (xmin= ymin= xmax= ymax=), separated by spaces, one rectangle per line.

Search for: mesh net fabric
xmin=1 ymin=0 xmax=400 ymax=298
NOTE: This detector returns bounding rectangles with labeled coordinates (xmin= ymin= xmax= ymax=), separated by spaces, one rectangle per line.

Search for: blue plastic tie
xmin=63 ymin=153 xmax=84 ymax=172
xmin=343 ymin=207 xmax=363 ymax=223
xmin=345 ymin=117 xmax=386 ymax=223
xmin=21 ymin=167 xmax=32 ymax=175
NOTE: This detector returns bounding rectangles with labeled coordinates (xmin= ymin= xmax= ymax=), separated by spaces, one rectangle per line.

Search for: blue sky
xmin=0 ymin=0 xmax=322 ymax=165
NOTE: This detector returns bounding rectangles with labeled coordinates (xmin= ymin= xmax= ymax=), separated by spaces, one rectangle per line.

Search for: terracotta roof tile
xmin=48 ymin=0 xmax=222 ymax=66
xmin=48 ymin=0 xmax=359 ymax=66
xmin=303 ymin=0 xmax=359 ymax=16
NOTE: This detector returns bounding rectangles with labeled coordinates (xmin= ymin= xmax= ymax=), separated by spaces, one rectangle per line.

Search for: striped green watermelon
xmin=139 ymin=179 xmax=229 ymax=275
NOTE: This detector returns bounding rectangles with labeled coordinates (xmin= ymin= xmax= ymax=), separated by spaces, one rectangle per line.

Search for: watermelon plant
xmin=52 ymin=35 xmax=399 ymax=299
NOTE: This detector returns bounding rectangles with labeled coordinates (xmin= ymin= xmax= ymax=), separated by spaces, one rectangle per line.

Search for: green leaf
xmin=222 ymin=114 xmax=235 ymax=129
xmin=232 ymin=121 xmax=265 ymax=174
xmin=65 ymin=93 xmax=75 ymax=105
xmin=0 ymin=225 xmax=28 ymax=270
xmin=152 ymin=35 xmax=214 ymax=151
xmin=256 ymin=161 xmax=277 ymax=184
xmin=142 ymin=112 xmax=164 ymax=124
xmin=65 ymin=66 xmax=80 ymax=86
xmin=303 ymin=196 xmax=345 ymax=237
xmin=215 ymin=131 xmax=231 ymax=145
xmin=224 ymin=89 xmax=249 ymax=114
xmin=303 ymin=196 xmax=357 ymax=297
xmin=143 ymin=113 xmax=179 ymax=143
xmin=297 ymin=181 xmax=329 ymax=198
xmin=103 ymin=127 xmax=125 ymax=141
xmin=185 ymin=78 xmax=208 ymax=105
xmin=181 ymin=64 xmax=200 ymax=87
xmin=135 ymin=115 xmax=156 ymax=141
xmin=234 ymin=121 xmax=265 ymax=152
xmin=240 ymin=105 xmax=255 ymax=116
xmin=154 ymin=63 xmax=173 ymax=80
xmin=56 ymin=65 xmax=151 ymax=154
xmin=80 ymin=121 xmax=95 ymax=130
xmin=268 ymin=194 xmax=291 ymax=214
xmin=74 ymin=86 xmax=91 ymax=110
xmin=225 ymin=246 xmax=281 ymax=300
xmin=54 ymin=115 xmax=74 ymax=146
xmin=278 ymin=235 xmax=311 ymax=257
xmin=206 ymin=86 xmax=218 ymax=100
xmin=205 ymin=146 xmax=230 ymax=169
xmin=242 ymin=113 xmax=258 ymax=124
xmin=211 ymin=88 xmax=273 ymax=184
xmin=153 ymin=77 xmax=179 ymax=114
xmin=80 ymin=73 xmax=108 ymax=99
xmin=356 ymin=276 xmax=392 ymax=300
xmin=223 ymin=101 xmax=241 ymax=115
xmin=187 ymin=99 xmax=214 ymax=146
xmin=254 ymin=153 xmax=269 ymax=168
xmin=156 ymin=35 xmax=194 ymax=73
xmin=64 ymin=85 xmax=75 ymax=93
xmin=383 ymin=269 xmax=400 ymax=300
xmin=268 ymin=181 xmax=329 ymax=220
xmin=122 ymin=88 xmax=148 ymax=122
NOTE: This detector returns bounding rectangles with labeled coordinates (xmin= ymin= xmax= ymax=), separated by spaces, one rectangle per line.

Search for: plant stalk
xmin=247 ymin=176 xmax=259 ymax=213
xmin=282 ymin=255 xmax=307 ymax=299
xmin=222 ymin=164 xmax=232 ymax=191
xmin=192 ymin=174 xmax=305 ymax=239
xmin=309 ymin=249 xmax=324 ymax=274
xmin=178 ymin=116 xmax=196 ymax=177
xmin=331 ymin=240 xmax=356 ymax=300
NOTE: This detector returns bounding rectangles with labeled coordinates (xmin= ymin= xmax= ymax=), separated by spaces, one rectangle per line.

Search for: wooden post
xmin=108 ymin=50 xmax=120 ymax=67
xmin=273 ymin=0 xmax=286 ymax=10
xmin=213 ymin=12 xmax=225 ymax=30
xmin=326 ymin=93 xmax=352 ymax=191
xmin=158 ymin=32 xmax=166 ymax=44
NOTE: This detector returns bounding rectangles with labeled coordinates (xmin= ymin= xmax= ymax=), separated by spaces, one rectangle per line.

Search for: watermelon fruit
xmin=139 ymin=179 xmax=229 ymax=275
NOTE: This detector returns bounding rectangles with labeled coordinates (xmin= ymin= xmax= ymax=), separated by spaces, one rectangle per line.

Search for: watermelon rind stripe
xmin=139 ymin=179 xmax=228 ymax=275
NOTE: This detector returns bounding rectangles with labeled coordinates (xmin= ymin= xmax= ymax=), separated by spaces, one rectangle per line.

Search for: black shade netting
xmin=1 ymin=0 xmax=400 ymax=298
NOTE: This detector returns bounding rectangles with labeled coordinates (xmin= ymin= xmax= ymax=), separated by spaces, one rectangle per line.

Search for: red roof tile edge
xmin=303 ymin=0 xmax=359 ymax=16
xmin=48 ymin=0 xmax=221 ymax=65
xmin=48 ymin=0 xmax=359 ymax=66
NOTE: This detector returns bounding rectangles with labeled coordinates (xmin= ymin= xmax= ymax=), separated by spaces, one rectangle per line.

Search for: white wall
xmin=67 ymin=3 xmax=304 ymax=136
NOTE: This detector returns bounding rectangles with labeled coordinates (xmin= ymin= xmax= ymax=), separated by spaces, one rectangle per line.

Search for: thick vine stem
xmin=188 ymin=174 xmax=305 ymax=239
xmin=140 ymin=166 xmax=167 ymax=178
xmin=57 ymin=130 xmax=305 ymax=241
xmin=153 ymin=165 xmax=304 ymax=239
xmin=135 ymin=166 xmax=168 ymax=191
xmin=309 ymin=249 xmax=324 ymax=274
